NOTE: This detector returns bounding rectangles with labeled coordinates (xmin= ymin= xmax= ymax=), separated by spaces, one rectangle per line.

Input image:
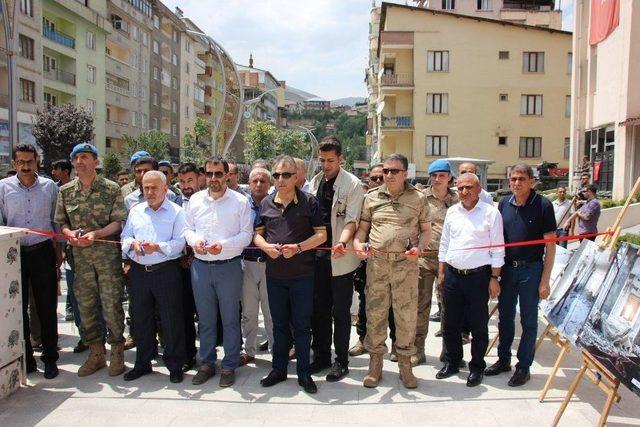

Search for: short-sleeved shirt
xmin=257 ymin=188 xmax=325 ymax=279
xmin=242 ymin=195 xmax=266 ymax=260
xmin=423 ymin=186 xmax=459 ymax=253
xmin=55 ymin=175 xmax=127 ymax=257
xmin=577 ymin=198 xmax=601 ymax=234
xmin=315 ymin=176 xmax=336 ymax=259
xmin=360 ymin=182 xmax=431 ymax=252
xmin=498 ymin=191 xmax=557 ymax=262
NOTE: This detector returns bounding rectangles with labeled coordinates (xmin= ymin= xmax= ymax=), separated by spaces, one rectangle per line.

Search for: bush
xmin=615 ymin=233 xmax=640 ymax=248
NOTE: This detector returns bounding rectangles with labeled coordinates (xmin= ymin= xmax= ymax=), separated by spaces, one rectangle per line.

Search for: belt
xmin=131 ymin=259 xmax=178 ymax=273
xmin=196 ymin=255 xmax=241 ymax=265
xmin=21 ymin=239 xmax=52 ymax=253
xmin=447 ymin=264 xmax=490 ymax=276
xmin=242 ymin=255 xmax=266 ymax=263
xmin=506 ymin=259 xmax=541 ymax=268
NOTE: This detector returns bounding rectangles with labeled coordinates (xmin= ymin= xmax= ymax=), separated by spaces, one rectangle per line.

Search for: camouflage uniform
xmin=361 ymin=183 xmax=430 ymax=357
xmin=415 ymin=186 xmax=458 ymax=356
xmin=120 ymin=180 xmax=136 ymax=198
xmin=55 ymin=176 xmax=127 ymax=345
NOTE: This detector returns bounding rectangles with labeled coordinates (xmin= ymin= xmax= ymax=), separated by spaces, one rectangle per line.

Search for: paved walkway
xmin=1 ymin=285 xmax=639 ymax=427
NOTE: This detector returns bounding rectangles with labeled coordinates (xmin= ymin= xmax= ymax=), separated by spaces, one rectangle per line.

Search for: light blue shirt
xmin=121 ymin=197 xmax=186 ymax=265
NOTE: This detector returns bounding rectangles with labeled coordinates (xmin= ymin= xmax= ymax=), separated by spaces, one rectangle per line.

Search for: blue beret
xmin=70 ymin=143 xmax=98 ymax=159
xmin=158 ymin=160 xmax=172 ymax=167
xmin=130 ymin=150 xmax=150 ymax=165
xmin=427 ymin=159 xmax=453 ymax=175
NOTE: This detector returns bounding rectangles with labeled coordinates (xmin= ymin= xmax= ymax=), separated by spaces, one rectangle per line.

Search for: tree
xmin=32 ymin=104 xmax=94 ymax=172
xmin=334 ymin=113 xmax=367 ymax=170
xmin=243 ymin=120 xmax=309 ymax=165
xmin=275 ymin=128 xmax=308 ymax=160
xmin=123 ymin=131 xmax=170 ymax=161
xmin=181 ymin=118 xmax=211 ymax=166
xmin=102 ymin=151 xmax=122 ymax=181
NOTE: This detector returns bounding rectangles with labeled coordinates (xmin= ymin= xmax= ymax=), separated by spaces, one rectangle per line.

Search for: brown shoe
xmin=363 ymin=353 xmax=383 ymax=388
xmin=124 ymin=335 xmax=136 ymax=350
xmin=348 ymin=339 xmax=367 ymax=357
xmin=398 ymin=355 xmax=418 ymax=389
xmin=192 ymin=363 xmax=216 ymax=385
xmin=410 ymin=352 xmax=426 ymax=367
xmin=108 ymin=342 xmax=125 ymax=376
xmin=78 ymin=342 xmax=106 ymax=377
xmin=239 ymin=353 xmax=255 ymax=366
xmin=389 ymin=343 xmax=398 ymax=362
xmin=219 ymin=369 xmax=235 ymax=387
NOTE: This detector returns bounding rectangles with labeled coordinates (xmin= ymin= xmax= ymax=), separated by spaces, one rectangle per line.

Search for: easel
xmin=598 ymin=176 xmax=640 ymax=250
xmin=485 ymin=303 xmax=499 ymax=356
xmin=552 ymin=350 xmax=620 ymax=427
xmin=536 ymin=320 xmax=571 ymax=402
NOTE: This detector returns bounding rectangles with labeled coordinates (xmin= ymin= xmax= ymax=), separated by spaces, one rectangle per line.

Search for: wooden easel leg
xmin=539 ymin=342 xmax=570 ymax=402
xmin=552 ymin=362 xmax=588 ymax=427
xmin=486 ymin=332 xmax=499 ymax=356
xmin=535 ymin=323 xmax=552 ymax=352
xmin=597 ymin=383 xmax=620 ymax=427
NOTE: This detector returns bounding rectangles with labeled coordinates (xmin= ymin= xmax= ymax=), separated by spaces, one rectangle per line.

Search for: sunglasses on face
xmin=205 ymin=171 xmax=225 ymax=178
xmin=272 ymin=172 xmax=294 ymax=180
xmin=382 ymin=168 xmax=404 ymax=175
xmin=369 ymin=175 xmax=383 ymax=182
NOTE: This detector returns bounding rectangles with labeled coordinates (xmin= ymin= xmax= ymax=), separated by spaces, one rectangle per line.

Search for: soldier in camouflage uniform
xmin=120 ymin=150 xmax=150 ymax=198
xmin=353 ymin=153 xmax=432 ymax=389
xmin=413 ymin=159 xmax=459 ymax=366
xmin=55 ymin=143 xmax=127 ymax=377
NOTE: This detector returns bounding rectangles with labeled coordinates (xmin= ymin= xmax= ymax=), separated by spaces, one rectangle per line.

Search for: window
xmin=567 ymin=52 xmax=573 ymax=74
xmin=426 ymin=93 xmax=448 ymax=114
xmin=477 ymin=0 xmax=492 ymax=10
xmin=44 ymin=92 xmax=57 ymax=108
xmin=499 ymin=93 xmax=508 ymax=101
xmin=441 ymin=0 xmax=455 ymax=10
xmin=20 ymin=0 xmax=33 ymax=17
xmin=564 ymin=137 xmax=570 ymax=160
xmin=18 ymin=35 xmax=34 ymax=60
xmin=153 ymin=15 xmax=160 ymax=28
xmin=86 ymin=99 xmax=95 ymax=116
xmin=185 ymin=39 xmax=190 ymax=52
xmin=426 ymin=135 xmax=448 ymax=156
xmin=153 ymin=66 xmax=159 ymax=80
xmin=43 ymin=55 xmax=56 ymax=71
xmin=142 ymin=31 xmax=148 ymax=46
xmin=185 ymin=85 xmax=189 ymax=96
xmin=132 ymin=25 xmax=139 ymax=41
xmin=142 ymin=58 xmax=148 ymax=73
xmin=140 ymin=86 xmax=146 ymax=100
xmin=172 ymin=100 xmax=177 ymax=113
xmin=172 ymin=30 xmax=178 ymax=42
xmin=172 ymin=53 xmax=178 ymax=66
xmin=131 ymin=53 xmax=138 ymax=69
xmin=565 ymin=95 xmax=571 ymax=117
xmin=172 ymin=77 xmax=178 ymax=89
xmin=152 ymin=117 xmax=158 ymax=130
xmin=185 ymin=62 xmax=190 ymax=74
xmin=131 ymin=111 xmax=137 ymax=127
xmin=498 ymin=136 xmax=507 ymax=145
xmin=86 ymin=31 xmax=96 ymax=50
xmin=20 ymin=78 xmax=35 ymax=102
xmin=87 ymin=65 xmax=96 ymax=83
xmin=153 ymin=40 xmax=159 ymax=54
xmin=185 ymin=106 xmax=189 ymax=118
xmin=498 ymin=51 xmax=509 ymax=60
xmin=520 ymin=94 xmax=543 ymax=115
xmin=523 ymin=52 xmax=544 ymax=72
xmin=427 ymin=50 xmax=449 ymax=72
xmin=152 ymin=92 xmax=158 ymax=106
xmin=519 ymin=137 xmax=541 ymax=158
xmin=131 ymin=82 xmax=137 ymax=98
xmin=141 ymin=113 xmax=148 ymax=130
xmin=172 ymin=124 xmax=177 ymax=136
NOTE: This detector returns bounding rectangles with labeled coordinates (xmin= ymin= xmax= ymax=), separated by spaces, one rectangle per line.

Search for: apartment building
xmin=42 ymin=0 xmax=110 ymax=154
xmin=569 ymin=0 xmax=640 ymax=199
xmin=369 ymin=2 xmax=571 ymax=188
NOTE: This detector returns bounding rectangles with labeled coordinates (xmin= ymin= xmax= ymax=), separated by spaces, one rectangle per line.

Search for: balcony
xmin=43 ymin=68 xmax=76 ymax=86
xmin=381 ymin=115 xmax=413 ymax=129
xmin=106 ymin=81 xmax=130 ymax=96
xmin=43 ymin=26 xmax=75 ymax=49
xmin=199 ymin=65 xmax=213 ymax=77
xmin=380 ymin=31 xmax=413 ymax=48
xmin=380 ymin=73 xmax=413 ymax=87
xmin=194 ymin=57 xmax=206 ymax=70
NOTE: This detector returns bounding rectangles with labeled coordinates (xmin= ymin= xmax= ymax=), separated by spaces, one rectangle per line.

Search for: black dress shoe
xmin=508 ymin=368 xmax=530 ymax=387
xmin=429 ymin=311 xmax=441 ymax=322
xmin=485 ymin=360 xmax=511 ymax=377
xmin=44 ymin=362 xmax=59 ymax=379
xmin=466 ymin=371 xmax=483 ymax=387
xmin=325 ymin=362 xmax=349 ymax=382
xmin=298 ymin=376 xmax=317 ymax=394
xmin=182 ymin=357 xmax=196 ymax=373
xmin=73 ymin=340 xmax=89 ymax=354
xmin=258 ymin=340 xmax=269 ymax=352
xmin=260 ymin=370 xmax=287 ymax=387
xmin=124 ymin=367 xmax=153 ymax=381
xmin=308 ymin=359 xmax=331 ymax=375
xmin=435 ymin=363 xmax=460 ymax=379
xmin=169 ymin=370 xmax=183 ymax=383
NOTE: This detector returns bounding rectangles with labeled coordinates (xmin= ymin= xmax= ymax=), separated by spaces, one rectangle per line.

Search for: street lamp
xmin=242 ymin=87 xmax=281 ymax=121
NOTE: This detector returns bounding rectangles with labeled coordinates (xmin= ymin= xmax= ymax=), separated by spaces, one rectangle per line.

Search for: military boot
xmin=389 ymin=343 xmax=398 ymax=362
xmin=108 ymin=342 xmax=125 ymax=376
xmin=411 ymin=339 xmax=426 ymax=367
xmin=78 ymin=342 xmax=106 ymax=377
xmin=363 ymin=353 xmax=383 ymax=388
xmin=348 ymin=339 xmax=367 ymax=357
xmin=398 ymin=355 xmax=418 ymax=389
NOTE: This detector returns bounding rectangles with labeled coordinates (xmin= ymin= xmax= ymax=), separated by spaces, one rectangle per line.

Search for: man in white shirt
xmin=436 ymin=173 xmax=504 ymax=387
xmin=457 ymin=162 xmax=494 ymax=205
xmin=184 ymin=157 xmax=253 ymax=387
xmin=552 ymin=187 xmax=573 ymax=249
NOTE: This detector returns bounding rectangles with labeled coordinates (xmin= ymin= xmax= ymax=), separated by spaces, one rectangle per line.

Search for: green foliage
xmin=243 ymin=120 xmax=308 ymax=164
xmin=287 ymin=110 xmax=340 ymax=123
xmin=616 ymin=233 xmax=640 ymax=249
xmin=334 ymin=113 xmax=367 ymax=170
xmin=123 ymin=131 xmax=170 ymax=161
xmin=102 ymin=151 xmax=122 ymax=181
xmin=181 ymin=118 xmax=212 ymax=166
xmin=33 ymin=104 xmax=94 ymax=172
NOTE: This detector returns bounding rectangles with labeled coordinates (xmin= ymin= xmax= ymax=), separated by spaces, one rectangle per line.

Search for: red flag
xmin=593 ymin=161 xmax=602 ymax=182
xmin=589 ymin=0 xmax=620 ymax=45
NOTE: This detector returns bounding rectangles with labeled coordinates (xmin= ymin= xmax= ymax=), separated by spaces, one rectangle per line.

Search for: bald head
xmin=294 ymin=158 xmax=307 ymax=189
xmin=458 ymin=162 xmax=477 ymax=176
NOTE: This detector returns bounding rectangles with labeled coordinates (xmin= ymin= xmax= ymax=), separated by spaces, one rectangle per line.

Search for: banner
xmin=589 ymin=0 xmax=620 ymax=46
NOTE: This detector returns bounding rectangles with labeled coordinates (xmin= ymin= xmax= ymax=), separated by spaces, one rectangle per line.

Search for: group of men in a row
xmin=1 ymin=135 xmax=573 ymax=393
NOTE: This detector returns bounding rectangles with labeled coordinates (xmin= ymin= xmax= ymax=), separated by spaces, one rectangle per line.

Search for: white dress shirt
xmin=121 ymin=197 xmax=186 ymax=265
xmin=479 ymin=188 xmax=494 ymax=205
xmin=552 ymin=198 xmax=573 ymax=225
xmin=439 ymin=200 xmax=505 ymax=270
xmin=184 ymin=188 xmax=253 ymax=261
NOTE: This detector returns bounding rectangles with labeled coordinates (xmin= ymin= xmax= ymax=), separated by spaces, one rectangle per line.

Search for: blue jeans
xmin=267 ymin=275 xmax=314 ymax=378
xmin=497 ymin=261 xmax=543 ymax=370
xmin=191 ymin=258 xmax=243 ymax=371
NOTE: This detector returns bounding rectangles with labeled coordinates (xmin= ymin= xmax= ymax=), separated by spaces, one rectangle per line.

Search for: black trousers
xmin=311 ymin=257 xmax=355 ymax=366
xmin=181 ymin=266 xmax=197 ymax=360
xmin=129 ymin=261 xmax=185 ymax=372
xmin=354 ymin=263 xmax=396 ymax=343
xmin=21 ymin=241 xmax=59 ymax=364
xmin=443 ymin=265 xmax=490 ymax=373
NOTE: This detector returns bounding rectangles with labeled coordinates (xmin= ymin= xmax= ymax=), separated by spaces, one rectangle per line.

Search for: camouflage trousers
xmin=364 ymin=255 xmax=418 ymax=356
xmin=72 ymin=249 xmax=125 ymax=345
xmin=415 ymin=256 xmax=438 ymax=353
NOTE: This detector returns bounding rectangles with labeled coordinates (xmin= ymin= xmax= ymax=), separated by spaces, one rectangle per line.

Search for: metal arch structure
xmin=296 ymin=125 xmax=320 ymax=182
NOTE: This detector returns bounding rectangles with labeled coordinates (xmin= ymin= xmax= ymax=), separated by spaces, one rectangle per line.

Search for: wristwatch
xmin=490 ymin=275 xmax=501 ymax=282
xmin=296 ymin=243 xmax=303 ymax=254
xmin=339 ymin=241 xmax=347 ymax=249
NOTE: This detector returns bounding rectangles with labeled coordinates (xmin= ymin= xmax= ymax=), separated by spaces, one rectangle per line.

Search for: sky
xmin=163 ymin=0 xmax=575 ymax=101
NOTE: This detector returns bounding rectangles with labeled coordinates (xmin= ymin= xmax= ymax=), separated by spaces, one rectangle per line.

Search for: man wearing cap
xmin=121 ymin=151 xmax=150 ymax=197
xmin=158 ymin=160 xmax=182 ymax=197
xmin=412 ymin=159 xmax=459 ymax=367
xmin=124 ymin=157 xmax=177 ymax=211
xmin=55 ymin=143 xmax=128 ymax=377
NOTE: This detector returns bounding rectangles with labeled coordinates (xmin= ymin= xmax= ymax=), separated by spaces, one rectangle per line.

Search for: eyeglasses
xmin=369 ymin=175 xmax=383 ymax=182
xmin=161 ymin=170 xmax=169 ymax=176
xmin=382 ymin=168 xmax=404 ymax=175
xmin=205 ymin=171 xmax=225 ymax=178
xmin=272 ymin=172 xmax=294 ymax=180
